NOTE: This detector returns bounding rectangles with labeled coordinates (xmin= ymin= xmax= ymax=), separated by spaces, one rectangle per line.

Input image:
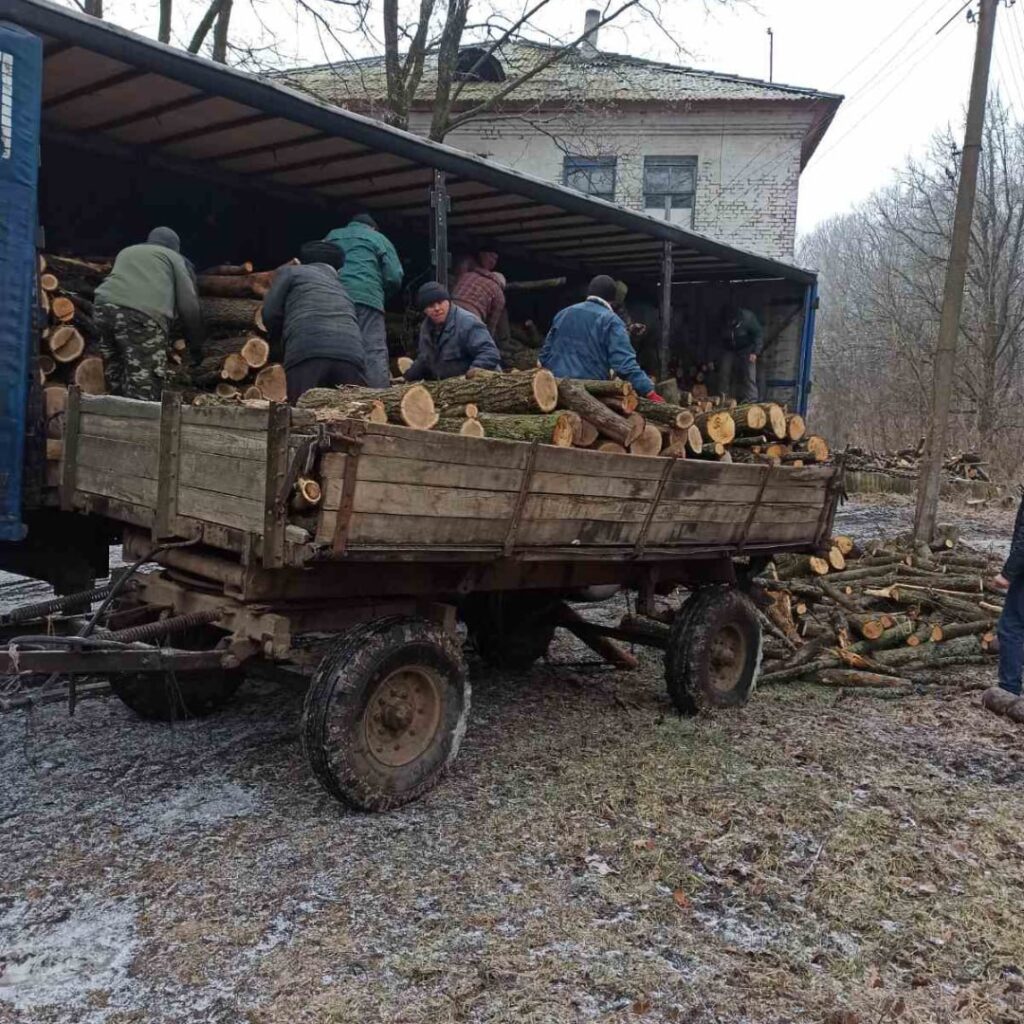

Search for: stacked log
xmin=844 ymin=440 xmax=994 ymax=484
xmin=755 ymin=534 xmax=1002 ymax=690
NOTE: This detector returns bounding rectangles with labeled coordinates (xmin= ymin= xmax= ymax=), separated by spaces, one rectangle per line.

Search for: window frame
xmin=643 ymin=155 xmax=698 ymax=225
xmin=563 ymin=155 xmax=618 ymax=203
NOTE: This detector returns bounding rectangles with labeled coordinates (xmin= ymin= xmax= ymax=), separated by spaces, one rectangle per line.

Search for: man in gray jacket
xmin=93 ymin=226 xmax=204 ymax=400
xmin=260 ymin=241 xmax=367 ymax=403
xmin=404 ymin=282 xmax=500 ymax=381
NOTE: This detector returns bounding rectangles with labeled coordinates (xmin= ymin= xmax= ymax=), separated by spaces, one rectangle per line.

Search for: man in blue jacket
xmin=539 ymin=275 xmax=663 ymax=402
xmin=983 ymin=492 xmax=1024 ymax=719
xmin=260 ymin=241 xmax=367 ymax=402
xmin=324 ymin=213 xmax=403 ymax=388
xmin=404 ymin=282 xmax=500 ymax=381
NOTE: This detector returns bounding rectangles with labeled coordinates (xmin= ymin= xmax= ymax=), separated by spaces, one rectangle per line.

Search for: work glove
xmin=645 ymin=391 xmax=665 ymax=404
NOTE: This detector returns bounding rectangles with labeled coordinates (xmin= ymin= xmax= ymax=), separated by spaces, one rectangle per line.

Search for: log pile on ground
xmin=754 ymin=531 xmax=1003 ymax=693
xmin=297 ymin=368 xmax=831 ymax=463
xmin=845 ymin=438 xmax=993 ymax=483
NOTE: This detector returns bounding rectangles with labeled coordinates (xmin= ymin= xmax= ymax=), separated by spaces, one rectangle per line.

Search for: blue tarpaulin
xmin=0 ymin=22 xmax=41 ymax=541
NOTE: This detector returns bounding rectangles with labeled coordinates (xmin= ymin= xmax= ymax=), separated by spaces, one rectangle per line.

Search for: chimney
xmin=581 ymin=9 xmax=600 ymax=57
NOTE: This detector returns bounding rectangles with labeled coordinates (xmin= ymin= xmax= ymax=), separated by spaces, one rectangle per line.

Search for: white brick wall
xmin=408 ymin=104 xmax=811 ymax=260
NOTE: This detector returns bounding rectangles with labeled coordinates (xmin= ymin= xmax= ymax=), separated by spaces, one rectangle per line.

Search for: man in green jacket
xmin=93 ymin=226 xmax=204 ymax=401
xmin=324 ymin=213 xmax=403 ymax=387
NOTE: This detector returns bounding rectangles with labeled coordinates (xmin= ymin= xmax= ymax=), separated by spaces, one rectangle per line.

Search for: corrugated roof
xmin=285 ymin=39 xmax=839 ymax=109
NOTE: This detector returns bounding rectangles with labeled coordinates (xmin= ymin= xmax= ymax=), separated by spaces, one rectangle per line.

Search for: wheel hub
xmin=707 ymin=623 xmax=747 ymax=693
xmin=364 ymin=666 xmax=443 ymax=767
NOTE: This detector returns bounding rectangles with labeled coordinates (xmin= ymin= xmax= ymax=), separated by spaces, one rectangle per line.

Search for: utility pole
xmin=913 ymin=0 xmax=998 ymax=543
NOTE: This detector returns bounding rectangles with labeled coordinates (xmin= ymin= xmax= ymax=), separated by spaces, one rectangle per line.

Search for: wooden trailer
xmin=3 ymin=392 xmax=842 ymax=810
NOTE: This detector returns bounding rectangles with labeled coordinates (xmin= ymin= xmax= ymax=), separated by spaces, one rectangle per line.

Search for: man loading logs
xmin=260 ymin=241 xmax=368 ymax=403
xmin=718 ymin=305 xmax=764 ymax=404
xmin=93 ymin=226 xmax=204 ymax=401
xmin=451 ymin=250 xmax=506 ymax=340
xmin=324 ymin=212 xmax=403 ymax=388
xmin=403 ymin=282 xmax=501 ymax=381
xmin=539 ymin=275 xmax=664 ymax=403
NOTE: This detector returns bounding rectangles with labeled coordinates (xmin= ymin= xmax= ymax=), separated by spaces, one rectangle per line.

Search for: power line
xmin=830 ymin=0 xmax=937 ymax=90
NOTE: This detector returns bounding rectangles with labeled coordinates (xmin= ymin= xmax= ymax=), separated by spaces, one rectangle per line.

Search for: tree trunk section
xmin=73 ymin=356 xmax=106 ymax=395
xmin=419 ymin=369 xmax=558 ymax=413
xmin=629 ymin=422 xmax=663 ymax=457
xmin=475 ymin=412 xmax=575 ymax=446
xmin=557 ymin=379 xmax=642 ymax=447
xmin=254 ymin=364 xmax=286 ymax=403
xmin=633 ymin=397 xmax=694 ymax=429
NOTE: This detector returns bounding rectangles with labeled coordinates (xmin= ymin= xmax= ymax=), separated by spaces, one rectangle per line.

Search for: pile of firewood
xmin=846 ymin=440 xmax=992 ymax=483
xmin=295 ymin=368 xmax=829 ymax=464
xmin=755 ymin=532 xmax=1002 ymax=692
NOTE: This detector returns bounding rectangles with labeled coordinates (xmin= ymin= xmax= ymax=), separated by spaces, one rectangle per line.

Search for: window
xmin=563 ymin=156 xmax=617 ymax=202
xmin=454 ymin=47 xmax=505 ymax=83
xmin=643 ymin=156 xmax=697 ymax=225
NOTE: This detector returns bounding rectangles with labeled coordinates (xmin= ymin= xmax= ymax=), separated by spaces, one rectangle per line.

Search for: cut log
xmin=221 ymin=353 xmax=250 ymax=382
xmin=201 ymin=262 xmax=254 ymax=276
xmin=629 ymin=422 xmax=663 ymax=457
xmin=786 ymin=413 xmax=807 ymax=442
xmin=50 ymin=296 xmax=76 ymax=322
xmin=243 ymin=385 xmax=264 ymax=401
xmin=292 ymin=477 xmax=322 ymax=512
xmin=254 ymin=364 xmax=287 ymax=403
xmin=435 ymin=417 xmax=486 ymax=438
xmin=38 ymin=354 xmax=56 ymax=378
xmin=833 ymin=535 xmax=856 ymax=556
xmin=396 ymin=356 xmax=413 ymax=375
xmin=602 ymin=394 xmax=639 ymax=415
xmin=297 ymin=390 xmax=387 ymax=423
xmin=775 ymin=554 xmax=830 ymax=579
xmin=633 ymin=397 xmax=694 ymax=429
xmin=43 ymin=384 xmax=68 ymax=439
xmin=685 ymin=424 xmax=703 ymax=455
xmin=72 ymin=356 xmax=106 ymax=395
xmin=39 ymin=272 xmax=59 ymax=293
xmin=580 ymin=379 xmax=634 ymax=399
xmin=48 ymin=325 xmax=84 ymax=363
xmin=299 ymin=383 xmax=436 ymax=428
xmin=200 ymin=297 xmax=263 ymax=333
xmin=215 ymin=383 xmax=241 ymax=399
xmin=849 ymin=614 xmax=887 ymax=641
xmin=574 ymin=418 xmax=600 ymax=448
xmin=698 ymin=442 xmax=726 ymax=458
xmin=197 ymin=271 xmax=275 ymax=299
xmin=730 ymin=404 xmax=768 ymax=431
xmin=730 ymin=435 xmax=768 ymax=448
xmin=556 ymin=605 xmax=639 ymax=670
xmin=763 ymin=403 xmax=788 ymax=440
xmin=240 ymin=336 xmax=270 ymax=369
xmin=475 ymin=411 xmax=575 ymax=446
xmin=592 ymin=440 xmax=627 ymax=454
xmin=827 ymin=546 xmax=846 ymax=571
xmin=420 ymin=368 xmax=558 ymax=414
xmin=694 ymin=410 xmax=736 ymax=445
xmin=817 ymin=669 xmax=910 ymax=688
xmin=557 ymin=379 xmax=642 ymax=447
xmin=804 ymin=435 xmax=830 ymax=462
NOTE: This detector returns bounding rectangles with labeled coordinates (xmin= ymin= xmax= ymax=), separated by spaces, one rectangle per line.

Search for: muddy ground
xmin=2 ymin=496 xmax=1023 ymax=1024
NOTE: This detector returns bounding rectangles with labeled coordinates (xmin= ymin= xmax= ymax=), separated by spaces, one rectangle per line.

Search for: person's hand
xmin=993 ymin=573 xmax=1010 ymax=592
xmin=748 ymin=352 xmax=757 ymax=364
xmin=645 ymin=391 xmax=665 ymax=404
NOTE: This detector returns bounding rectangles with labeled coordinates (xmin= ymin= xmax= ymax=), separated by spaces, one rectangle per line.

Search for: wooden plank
xmin=263 ymin=402 xmax=291 ymax=569
xmin=75 ymin=434 xmax=158 ymax=479
xmin=75 ymin=464 xmax=157 ymax=507
xmin=350 ymin=480 xmax=517 ymax=520
xmin=177 ymin=486 xmax=264 ymax=533
xmin=78 ymin=413 xmax=160 ymax=444
xmin=178 ymin=450 xmax=266 ymax=502
xmin=351 ymin=425 xmax=532 ymax=471
xmin=154 ymin=393 xmax=181 ymax=538
xmin=80 ymin=394 xmax=160 ymax=420
xmin=179 ymin=423 xmax=269 ymax=461
xmin=60 ymin=387 xmax=81 ymax=512
xmin=181 ymin=403 xmax=272 ymax=432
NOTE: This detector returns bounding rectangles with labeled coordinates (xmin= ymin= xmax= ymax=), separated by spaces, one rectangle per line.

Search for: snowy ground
xmin=1 ymin=497 xmax=1023 ymax=1024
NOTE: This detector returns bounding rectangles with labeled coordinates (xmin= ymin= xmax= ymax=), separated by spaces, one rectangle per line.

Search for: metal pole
xmin=430 ymin=169 xmax=450 ymax=287
xmin=767 ymin=27 xmax=774 ymax=82
xmin=659 ymin=241 xmax=674 ymax=381
xmin=914 ymin=0 xmax=997 ymax=543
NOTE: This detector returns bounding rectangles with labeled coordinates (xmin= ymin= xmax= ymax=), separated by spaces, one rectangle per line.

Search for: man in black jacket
xmin=717 ymin=306 xmax=763 ymax=403
xmin=404 ymin=282 xmax=500 ymax=381
xmin=983 ymin=492 xmax=1024 ymax=716
xmin=261 ymin=241 xmax=367 ymax=403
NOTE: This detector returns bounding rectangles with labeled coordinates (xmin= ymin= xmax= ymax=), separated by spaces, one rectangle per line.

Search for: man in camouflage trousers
xmin=93 ymin=227 xmax=204 ymax=401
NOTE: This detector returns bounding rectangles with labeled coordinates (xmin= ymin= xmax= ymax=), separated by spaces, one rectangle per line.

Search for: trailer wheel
xmin=107 ymin=626 xmax=242 ymax=721
xmin=462 ymin=594 xmax=557 ymax=671
xmin=664 ymin=588 xmax=762 ymax=715
xmin=302 ymin=617 xmax=469 ymax=811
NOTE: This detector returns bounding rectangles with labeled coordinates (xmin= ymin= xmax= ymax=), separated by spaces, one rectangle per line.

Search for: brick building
xmin=283 ymin=14 xmax=841 ymax=261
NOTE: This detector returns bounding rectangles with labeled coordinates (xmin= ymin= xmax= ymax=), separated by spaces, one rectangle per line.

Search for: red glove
xmin=645 ymin=391 xmax=665 ymax=404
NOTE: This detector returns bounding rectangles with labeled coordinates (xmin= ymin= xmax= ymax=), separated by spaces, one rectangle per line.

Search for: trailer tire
xmin=302 ymin=617 xmax=469 ymax=811
xmin=462 ymin=594 xmax=557 ymax=671
xmin=109 ymin=667 xmax=242 ymax=721
xmin=665 ymin=587 xmax=762 ymax=715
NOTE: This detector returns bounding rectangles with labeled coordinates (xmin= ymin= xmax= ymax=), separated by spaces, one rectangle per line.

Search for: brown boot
xmin=982 ymin=686 xmax=1018 ymax=716
xmin=1007 ymin=699 xmax=1024 ymax=724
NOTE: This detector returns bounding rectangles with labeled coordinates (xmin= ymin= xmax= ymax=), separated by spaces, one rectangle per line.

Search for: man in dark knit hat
xmin=540 ymin=274 xmax=662 ymax=401
xmin=324 ymin=212 xmax=403 ymax=387
xmin=404 ymin=282 xmax=501 ymax=381
xmin=260 ymin=241 xmax=367 ymax=403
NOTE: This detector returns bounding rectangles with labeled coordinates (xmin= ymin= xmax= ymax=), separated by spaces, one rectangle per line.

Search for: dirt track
xmin=2 ymin=496 xmax=1023 ymax=1023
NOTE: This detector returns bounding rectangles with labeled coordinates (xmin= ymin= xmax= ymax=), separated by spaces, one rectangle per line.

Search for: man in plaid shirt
xmin=452 ymin=251 xmax=506 ymax=337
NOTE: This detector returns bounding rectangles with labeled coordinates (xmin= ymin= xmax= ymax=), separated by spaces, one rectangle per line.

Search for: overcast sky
xmin=96 ymin=0 xmax=1024 ymax=237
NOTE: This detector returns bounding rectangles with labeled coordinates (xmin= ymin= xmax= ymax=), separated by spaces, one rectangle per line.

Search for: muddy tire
xmin=665 ymin=587 xmax=762 ymax=715
xmin=302 ymin=617 xmax=469 ymax=811
xmin=463 ymin=594 xmax=557 ymax=671
xmin=109 ymin=668 xmax=242 ymax=721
